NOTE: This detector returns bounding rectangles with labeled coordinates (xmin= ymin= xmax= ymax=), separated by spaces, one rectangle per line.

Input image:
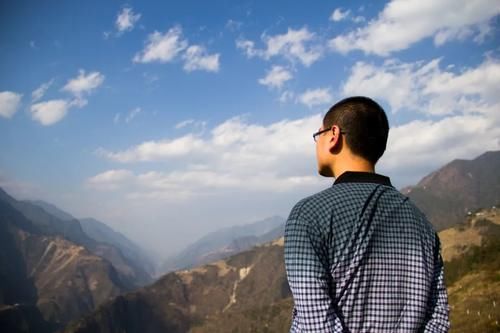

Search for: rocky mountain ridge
xmin=401 ymin=150 xmax=500 ymax=230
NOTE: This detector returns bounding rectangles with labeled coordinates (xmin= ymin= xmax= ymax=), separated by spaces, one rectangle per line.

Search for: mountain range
xmin=160 ymin=216 xmax=285 ymax=273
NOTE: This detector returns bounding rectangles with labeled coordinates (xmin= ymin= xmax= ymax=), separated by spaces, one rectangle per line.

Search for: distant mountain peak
xmin=403 ymin=150 xmax=500 ymax=230
xmin=160 ymin=216 xmax=285 ymax=273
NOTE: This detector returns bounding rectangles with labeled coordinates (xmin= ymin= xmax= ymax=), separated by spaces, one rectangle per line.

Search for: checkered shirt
xmin=284 ymin=172 xmax=450 ymax=332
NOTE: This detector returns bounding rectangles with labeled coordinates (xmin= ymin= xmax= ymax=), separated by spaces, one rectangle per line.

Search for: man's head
xmin=314 ymin=96 xmax=389 ymax=177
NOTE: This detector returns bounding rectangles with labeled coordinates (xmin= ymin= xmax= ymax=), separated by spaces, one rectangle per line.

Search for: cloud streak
xmin=32 ymin=79 xmax=54 ymax=102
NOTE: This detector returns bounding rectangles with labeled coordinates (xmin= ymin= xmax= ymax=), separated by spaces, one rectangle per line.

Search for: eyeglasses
xmin=312 ymin=126 xmax=346 ymax=142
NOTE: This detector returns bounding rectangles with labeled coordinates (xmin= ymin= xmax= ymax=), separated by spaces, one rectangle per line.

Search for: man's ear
xmin=329 ymin=125 xmax=342 ymax=151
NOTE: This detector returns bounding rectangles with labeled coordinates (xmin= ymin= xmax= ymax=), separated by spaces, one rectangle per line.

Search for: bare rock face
xmin=15 ymin=231 xmax=127 ymax=324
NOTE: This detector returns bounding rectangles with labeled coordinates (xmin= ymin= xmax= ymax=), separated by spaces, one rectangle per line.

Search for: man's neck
xmin=332 ymin=156 xmax=375 ymax=179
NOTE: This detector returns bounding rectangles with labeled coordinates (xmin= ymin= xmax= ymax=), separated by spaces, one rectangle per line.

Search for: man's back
xmin=284 ymin=172 xmax=450 ymax=332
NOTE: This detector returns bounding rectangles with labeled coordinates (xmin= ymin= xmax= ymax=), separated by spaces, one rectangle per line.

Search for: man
xmin=284 ymin=96 xmax=450 ymax=332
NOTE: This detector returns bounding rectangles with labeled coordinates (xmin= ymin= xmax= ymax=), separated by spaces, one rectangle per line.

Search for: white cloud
xmin=237 ymin=27 xmax=322 ymax=67
xmin=113 ymin=113 xmax=121 ymax=124
xmin=32 ymin=79 xmax=54 ymax=102
xmin=30 ymin=96 xmax=88 ymax=126
xmin=125 ymin=107 xmax=142 ymax=123
xmin=87 ymin=169 xmax=135 ymax=190
xmin=330 ymin=8 xmax=350 ymax=22
xmin=342 ymin=57 xmax=500 ymax=115
xmin=97 ymin=134 xmax=205 ymax=162
xmin=116 ymin=7 xmax=141 ymax=32
xmin=133 ymin=26 xmax=188 ymax=63
xmin=423 ymin=58 xmax=500 ymax=102
xmin=342 ymin=60 xmax=422 ymax=112
xmin=297 ymin=88 xmax=333 ymax=108
xmin=62 ymin=70 xmax=105 ymax=97
xmin=0 ymin=91 xmax=22 ymax=119
xmin=182 ymin=45 xmax=220 ymax=72
xmin=93 ymin=169 xmax=320 ymax=198
xmin=258 ymin=65 xmax=293 ymax=89
xmin=30 ymin=99 xmax=70 ymax=126
xmin=329 ymin=0 xmax=500 ymax=56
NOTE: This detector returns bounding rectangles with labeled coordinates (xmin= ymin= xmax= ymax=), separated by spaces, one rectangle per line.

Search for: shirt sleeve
xmin=422 ymin=235 xmax=450 ymax=332
xmin=284 ymin=218 xmax=343 ymax=332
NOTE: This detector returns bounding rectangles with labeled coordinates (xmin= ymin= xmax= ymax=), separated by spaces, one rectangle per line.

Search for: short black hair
xmin=323 ymin=96 xmax=389 ymax=164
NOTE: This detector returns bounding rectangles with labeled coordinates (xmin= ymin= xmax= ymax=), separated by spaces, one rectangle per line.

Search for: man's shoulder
xmin=287 ymin=182 xmax=413 ymax=224
xmin=290 ymin=182 xmax=396 ymax=212
xmin=287 ymin=186 xmax=342 ymax=223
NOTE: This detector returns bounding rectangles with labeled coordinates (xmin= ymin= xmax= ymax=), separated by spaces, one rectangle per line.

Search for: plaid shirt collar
xmin=334 ymin=171 xmax=393 ymax=187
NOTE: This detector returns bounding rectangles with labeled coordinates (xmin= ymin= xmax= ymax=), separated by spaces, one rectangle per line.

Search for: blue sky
xmin=1 ymin=0 xmax=499 ymax=259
